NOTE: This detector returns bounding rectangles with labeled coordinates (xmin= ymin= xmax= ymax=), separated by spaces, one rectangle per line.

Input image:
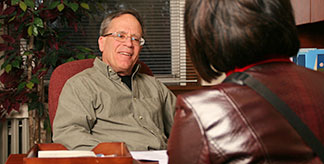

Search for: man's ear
xmin=98 ymin=36 xmax=105 ymax=52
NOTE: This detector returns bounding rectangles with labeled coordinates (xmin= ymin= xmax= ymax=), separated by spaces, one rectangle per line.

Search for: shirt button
xmin=139 ymin=116 xmax=143 ymax=120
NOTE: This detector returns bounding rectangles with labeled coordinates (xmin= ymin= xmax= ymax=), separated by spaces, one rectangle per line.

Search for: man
xmin=52 ymin=9 xmax=176 ymax=151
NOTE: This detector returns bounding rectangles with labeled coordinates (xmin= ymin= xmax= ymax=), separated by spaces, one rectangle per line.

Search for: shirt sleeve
xmin=52 ymin=78 xmax=100 ymax=150
xmin=158 ymin=80 xmax=177 ymax=138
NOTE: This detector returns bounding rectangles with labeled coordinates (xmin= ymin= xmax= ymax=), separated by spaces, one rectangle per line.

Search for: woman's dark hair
xmin=185 ymin=0 xmax=300 ymax=82
xmin=100 ymin=9 xmax=144 ymax=36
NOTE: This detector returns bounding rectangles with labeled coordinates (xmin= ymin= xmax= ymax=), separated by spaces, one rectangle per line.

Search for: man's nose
xmin=124 ymin=37 xmax=133 ymax=47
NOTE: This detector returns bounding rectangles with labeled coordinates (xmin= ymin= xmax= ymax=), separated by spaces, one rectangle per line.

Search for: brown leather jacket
xmin=167 ymin=62 xmax=324 ymax=164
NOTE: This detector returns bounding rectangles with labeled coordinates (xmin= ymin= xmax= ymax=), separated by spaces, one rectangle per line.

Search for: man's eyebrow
xmin=117 ymin=31 xmax=127 ymax=34
xmin=117 ymin=31 xmax=141 ymax=37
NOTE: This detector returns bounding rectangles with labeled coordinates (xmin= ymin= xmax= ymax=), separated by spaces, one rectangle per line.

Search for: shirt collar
xmin=226 ymin=58 xmax=292 ymax=76
xmin=93 ymin=57 xmax=140 ymax=80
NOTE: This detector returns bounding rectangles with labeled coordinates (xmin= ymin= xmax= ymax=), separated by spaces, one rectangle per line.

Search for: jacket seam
xmin=182 ymin=96 xmax=227 ymax=163
xmin=222 ymin=87 xmax=272 ymax=163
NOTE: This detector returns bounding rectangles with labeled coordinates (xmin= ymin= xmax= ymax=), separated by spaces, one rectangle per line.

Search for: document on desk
xmin=38 ymin=150 xmax=97 ymax=158
xmin=130 ymin=150 xmax=168 ymax=164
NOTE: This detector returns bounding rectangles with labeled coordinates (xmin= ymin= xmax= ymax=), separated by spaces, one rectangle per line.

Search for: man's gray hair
xmin=99 ymin=9 xmax=144 ymax=36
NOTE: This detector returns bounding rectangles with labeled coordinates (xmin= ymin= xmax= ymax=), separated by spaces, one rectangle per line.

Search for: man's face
xmin=98 ymin=14 xmax=142 ymax=76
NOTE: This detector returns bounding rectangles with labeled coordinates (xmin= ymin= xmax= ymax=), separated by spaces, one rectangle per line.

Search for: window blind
xmin=63 ymin=0 xmax=198 ymax=85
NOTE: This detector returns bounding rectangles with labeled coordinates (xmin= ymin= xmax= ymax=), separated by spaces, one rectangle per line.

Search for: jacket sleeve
xmin=167 ymin=95 xmax=211 ymax=164
xmin=52 ymin=78 xmax=100 ymax=150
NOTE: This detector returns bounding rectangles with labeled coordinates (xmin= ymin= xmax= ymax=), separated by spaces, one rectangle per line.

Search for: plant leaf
xmin=69 ymin=3 xmax=79 ymax=12
xmin=18 ymin=82 xmax=27 ymax=91
xmin=38 ymin=102 xmax=44 ymax=117
xmin=76 ymin=53 xmax=85 ymax=60
xmin=26 ymin=81 xmax=34 ymax=89
xmin=48 ymin=1 xmax=60 ymax=9
xmin=23 ymin=51 xmax=32 ymax=56
xmin=25 ymin=0 xmax=35 ymax=8
xmin=1 ymin=35 xmax=15 ymax=43
xmin=87 ymin=54 xmax=96 ymax=59
xmin=31 ymin=77 xmax=40 ymax=84
xmin=77 ymin=46 xmax=93 ymax=53
xmin=80 ymin=3 xmax=89 ymax=10
xmin=66 ymin=57 xmax=74 ymax=63
xmin=28 ymin=100 xmax=38 ymax=111
xmin=3 ymin=6 xmax=16 ymax=15
xmin=34 ymin=17 xmax=44 ymax=28
xmin=63 ymin=0 xmax=68 ymax=5
xmin=0 ymin=43 xmax=7 ymax=51
xmin=11 ymin=0 xmax=20 ymax=5
xmin=32 ymin=25 xmax=38 ymax=36
xmin=50 ymin=53 xmax=58 ymax=66
xmin=8 ymin=16 xmax=16 ymax=22
xmin=12 ymin=60 xmax=20 ymax=68
xmin=57 ymin=3 xmax=64 ymax=12
xmin=5 ymin=64 xmax=12 ymax=73
xmin=42 ymin=51 xmax=58 ymax=67
xmin=27 ymin=25 xmax=33 ymax=36
xmin=19 ymin=1 xmax=27 ymax=12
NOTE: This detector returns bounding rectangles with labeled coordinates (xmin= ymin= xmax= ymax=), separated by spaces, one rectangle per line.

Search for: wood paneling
xmin=291 ymin=0 xmax=311 ymax=25
xmin=311 ymin=0 xmax=324 ymax=23
xmin=291 ymin=0 xmax=324 ymax=25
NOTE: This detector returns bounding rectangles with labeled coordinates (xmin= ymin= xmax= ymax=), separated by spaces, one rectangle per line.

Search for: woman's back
xmin=168 ymin=62 xmax=324 ymax=164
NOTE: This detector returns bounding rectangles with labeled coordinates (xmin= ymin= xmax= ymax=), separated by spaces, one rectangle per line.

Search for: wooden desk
xmin=6 ymin=154 xmax=26 ymax=164
xmin=5 ymin=154 xmax=158 ymax=164
xmin=6 ymin=143 xmax=159 ymax=164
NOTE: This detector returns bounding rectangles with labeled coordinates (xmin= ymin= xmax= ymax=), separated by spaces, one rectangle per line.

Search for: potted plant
xmin=0 ymin=0 xmax=99 ymax=146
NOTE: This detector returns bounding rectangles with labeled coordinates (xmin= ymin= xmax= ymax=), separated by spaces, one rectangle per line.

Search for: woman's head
xmin=185 ymin=0 xmax=300 ymax=82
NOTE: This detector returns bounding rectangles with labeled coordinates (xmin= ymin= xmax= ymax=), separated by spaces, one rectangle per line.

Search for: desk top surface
xmin=6 ymin=154 xmax=158 ymax=164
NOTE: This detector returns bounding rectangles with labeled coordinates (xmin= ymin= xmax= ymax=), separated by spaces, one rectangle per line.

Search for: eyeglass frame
xmin=102 ymin=32 xmax=145 ymax=46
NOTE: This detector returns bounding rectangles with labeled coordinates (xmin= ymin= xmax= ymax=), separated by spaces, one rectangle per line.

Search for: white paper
xmin=38 ymin=150 xmax=97 ymax=158
xmin=130 ymin=150 xmax=168 ymax=164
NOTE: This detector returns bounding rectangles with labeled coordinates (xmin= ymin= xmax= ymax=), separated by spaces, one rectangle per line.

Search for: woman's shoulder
xmin=176 ymin=83 xmax=243 ymax=116
xmin=178 ymin=83 xmax=239 ymax=102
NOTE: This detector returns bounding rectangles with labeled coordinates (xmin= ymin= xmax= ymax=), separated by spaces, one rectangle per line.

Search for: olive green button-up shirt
xmin=53 ymin=57 xmax=176 ymax=151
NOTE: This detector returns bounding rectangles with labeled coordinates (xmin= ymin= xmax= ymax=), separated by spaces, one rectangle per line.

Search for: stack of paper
xmin=130 ymin=150 xmax=168 ymax=164
xmin=38 ymin=150 xmax=97 ymax=158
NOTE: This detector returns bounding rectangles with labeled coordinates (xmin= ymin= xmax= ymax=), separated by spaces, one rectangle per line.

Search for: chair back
xmin=48 ymin=58 xmax=153 ymax=128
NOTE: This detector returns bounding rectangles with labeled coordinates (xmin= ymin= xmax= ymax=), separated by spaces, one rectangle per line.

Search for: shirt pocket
xmin=133 ymin=97 xmax=163 ymax=128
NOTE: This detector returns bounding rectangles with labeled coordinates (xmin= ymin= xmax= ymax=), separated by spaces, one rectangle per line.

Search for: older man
xmin=53 ymin=9 xmax=176 ymax=151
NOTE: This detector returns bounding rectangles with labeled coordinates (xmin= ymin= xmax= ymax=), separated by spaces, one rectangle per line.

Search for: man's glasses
xmin=102 ymin=32 xmax=145 ymax=46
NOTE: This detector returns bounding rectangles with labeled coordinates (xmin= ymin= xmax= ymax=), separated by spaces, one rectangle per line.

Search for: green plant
xmin=0 ymin=0 xmax=98 ymax=132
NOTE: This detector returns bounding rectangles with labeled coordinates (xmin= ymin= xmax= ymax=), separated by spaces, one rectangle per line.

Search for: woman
xmin=167 ymin=0 xmax=324 ymax=163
